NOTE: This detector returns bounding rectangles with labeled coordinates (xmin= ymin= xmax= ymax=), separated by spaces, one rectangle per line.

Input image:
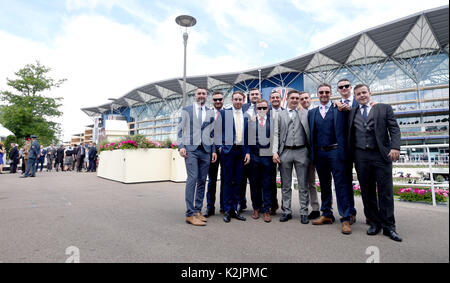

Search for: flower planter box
xmin=171 ymin=149 xmax=187 ymax=183
xmin=97 ymin=149 xmax=173 ymax=183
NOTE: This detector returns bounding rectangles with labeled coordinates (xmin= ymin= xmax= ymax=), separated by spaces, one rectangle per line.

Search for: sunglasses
xmin=338 ymin=84 xmax=351 ymax=90
xmin=213 ymin=98 xmax=223 ymax=102
xmin=257 ymin=107 xmax=268 ymax=110
xmin=319 ymin=91 xmax=331 ymax=95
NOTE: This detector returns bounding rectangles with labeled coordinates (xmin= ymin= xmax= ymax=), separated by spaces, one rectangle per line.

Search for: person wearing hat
xmin=21 ymin=135 xmax=40 ymax=178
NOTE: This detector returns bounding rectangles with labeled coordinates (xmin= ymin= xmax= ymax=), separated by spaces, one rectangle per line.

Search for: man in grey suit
xmin=178 ymin=87 xmax=218 ymax=226
xmin=299 ymin=91 xmax=321 ymax=220
xmin=273 ymin=90 xmax=310 ymax=224
xmin=21 ymin=135 xmax=40 ymax=178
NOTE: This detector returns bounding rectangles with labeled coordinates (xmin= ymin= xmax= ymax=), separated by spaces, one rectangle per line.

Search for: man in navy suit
xmin=308 ymin=83 xmax=355 ymax=235
xmin=248 ymin=99 xmax=275 ymax=222
xmin=238 ymin=87 xmax=261 ymax=213
xmin=220 ymin=91 xmax=250 ymax=223
xmin=178 ymin=88 xmax=218 ymax=226
xmin=334 ymin=78 xmax=359 ymax=222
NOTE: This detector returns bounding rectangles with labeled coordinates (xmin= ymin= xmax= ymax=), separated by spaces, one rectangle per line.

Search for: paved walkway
xmin=0 ymin=171 xmax=448 ymax=263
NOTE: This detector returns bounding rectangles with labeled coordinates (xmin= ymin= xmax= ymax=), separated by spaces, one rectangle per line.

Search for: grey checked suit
xmin=273 ymin=108 xmax=310 ymax=216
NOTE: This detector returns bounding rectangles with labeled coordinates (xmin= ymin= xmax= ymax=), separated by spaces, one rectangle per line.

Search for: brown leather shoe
xmin=252 ymin=209 xmax=260 ymax=219
xmin=186 ymin=216 xmax=206 ymax=226
xmin=312 ymin=216 xmax=334 ymax=225
xmin=264 ymin=213 xmax=271 ymax=223
xmin=342 ymin=222 xmax=352 ymax=234
xmin=194 ymin=212 xmax=207 ymax=222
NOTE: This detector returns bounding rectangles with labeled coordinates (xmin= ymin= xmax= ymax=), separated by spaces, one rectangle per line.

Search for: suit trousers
xmin=24 ymin=158 xmax=37 ymax=177
xmin=47 ymin=157 xmax=54 ymax=170
xmin=206 ymin=152 xmax=224 ymax=212
xmin=184 ymin=147 xmax=211 ymax=217
xmin=354 ymin=149 xmax=396 ymax=230
xmin=272 ymin=164 xmax=280 ymax=209
xmin=249 ymin=154 xmax=274 ymax=213
xmin=222 ymin=146 xmax=245 ymax=214
xmin=315 ymin=149 xmax=353 ymax=222
xmin=239 ymin=164 xmax=250 ymax=209
xmin=10 ymin=160 xmax=18 ymax=173
xmin=279 ymin=148 xmax=310 ymax=216
xmin=307 ymin=162 xmax=320 ymax=211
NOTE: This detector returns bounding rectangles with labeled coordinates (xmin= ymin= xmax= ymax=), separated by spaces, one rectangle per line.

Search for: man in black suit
xmin=9 ymin=143 xmax=19 ymax=173
xmin=204 ymin=91 xmax=225 ymax=217
xmin=348 ymin=84 xmax=402 ymax=242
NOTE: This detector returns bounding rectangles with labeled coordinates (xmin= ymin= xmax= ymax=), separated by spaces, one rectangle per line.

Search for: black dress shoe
xmin=308 ymin=211 xmax=320 ymax=220
xmin=232 ymin=212 xmax=246 ymax=221
xmin=367 ymin=224 xmax=382 ymax=236
xmin=300 ymin=215 xmax=310 ymax=224
xmin=203 ymin=210 xmax=215 ymax=218
xmin=383 ymin=229 xmax=403 ymax=242
xmin=223 ymin=213 xmax=231 ymax=223
xmin=279 ymin=214 xmax=292 ymax=222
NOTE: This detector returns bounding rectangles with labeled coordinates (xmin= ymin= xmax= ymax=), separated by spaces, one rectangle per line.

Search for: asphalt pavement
xmin=0 ymin=171 xmax=448 ymax=263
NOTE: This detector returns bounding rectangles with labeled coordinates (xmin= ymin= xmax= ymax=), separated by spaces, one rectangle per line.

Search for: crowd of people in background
xmin=0 ymin=139 xmax=98 ymax=175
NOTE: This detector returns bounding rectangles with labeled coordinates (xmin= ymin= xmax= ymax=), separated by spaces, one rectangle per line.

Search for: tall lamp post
xmin=176 ymin=15 xmax=197 ymax=107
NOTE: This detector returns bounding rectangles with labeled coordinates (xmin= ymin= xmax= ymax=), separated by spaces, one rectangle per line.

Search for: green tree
xmin=0 ymin=61 xmax=66 ymax=146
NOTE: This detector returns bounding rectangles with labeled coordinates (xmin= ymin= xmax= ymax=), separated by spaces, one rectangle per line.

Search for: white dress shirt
xmin=359 ymin=102 xmax=373 ymax=116
xmin=195 ymin=104 xmax=206 ymax=123
xmin=340 ymin=95 xmax=355 ymax=106
xmin=319 ymin=101 xmax=333 ymax=115
xmin=232 ymin=107 xmax=244 ymax=141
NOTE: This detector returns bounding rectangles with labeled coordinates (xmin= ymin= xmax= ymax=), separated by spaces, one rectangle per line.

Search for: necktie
xmin=259 ymin=117 xmax=264 ymax=127
xmin=344 ymin=99 xmax=350 ymax=105
xmin=320 ymin=106 xmax=326 ymax=118
xmin=235 ymin=110 xmax=242 ymax=144
xmin=362 ymin=105 xmax=368 ymax=121
xmin=215 ymin=110 xmax=220 ymax=120
xmin=197 ymin=107 xmax=203 ymax=126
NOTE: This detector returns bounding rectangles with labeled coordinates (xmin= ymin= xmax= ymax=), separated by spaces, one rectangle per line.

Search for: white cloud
xmin=0 ymin=13 xmax=252 ymax=142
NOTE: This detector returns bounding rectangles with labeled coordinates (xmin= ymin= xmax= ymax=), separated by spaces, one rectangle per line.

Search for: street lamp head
xmin=175 ymin=15 xmax=197 ymax=28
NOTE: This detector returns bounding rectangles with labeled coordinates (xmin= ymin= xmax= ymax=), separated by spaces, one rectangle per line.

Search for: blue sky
xmin=0 ymin=0 xmax=447 ymax=141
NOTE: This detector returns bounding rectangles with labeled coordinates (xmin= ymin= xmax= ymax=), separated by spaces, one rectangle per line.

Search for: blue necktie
xmin=362 ymin=105 xmax=368 ymax=121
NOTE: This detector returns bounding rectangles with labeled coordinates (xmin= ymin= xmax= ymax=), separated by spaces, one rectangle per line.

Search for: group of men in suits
xmin=177 ymin=79 xmax=402 ymax=242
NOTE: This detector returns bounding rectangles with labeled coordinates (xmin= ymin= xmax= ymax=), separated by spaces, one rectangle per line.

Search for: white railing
xmin=400 ymin=144 xmax=449 ymax=206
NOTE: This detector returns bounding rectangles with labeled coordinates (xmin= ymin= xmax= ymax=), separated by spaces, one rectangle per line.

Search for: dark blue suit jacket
xmin=308 ymin=105 xmax=349 ymax=163
xmin=219 ymin=108 xmax=250 ymax=155
xmin=177 ymin=105 xmax=216 ymax=153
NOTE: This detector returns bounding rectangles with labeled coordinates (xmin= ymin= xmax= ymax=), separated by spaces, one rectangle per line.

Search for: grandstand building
xmin=82 ymin=5 xmax=449 ymax=161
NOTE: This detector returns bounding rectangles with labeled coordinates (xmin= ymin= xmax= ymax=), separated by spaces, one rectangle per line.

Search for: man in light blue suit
xmin=178 ymin=88 xmax=217 ymax=226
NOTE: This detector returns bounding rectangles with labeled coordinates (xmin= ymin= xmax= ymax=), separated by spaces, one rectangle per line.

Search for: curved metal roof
xmin=82 ymin=5 xmax=449 ymax=117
